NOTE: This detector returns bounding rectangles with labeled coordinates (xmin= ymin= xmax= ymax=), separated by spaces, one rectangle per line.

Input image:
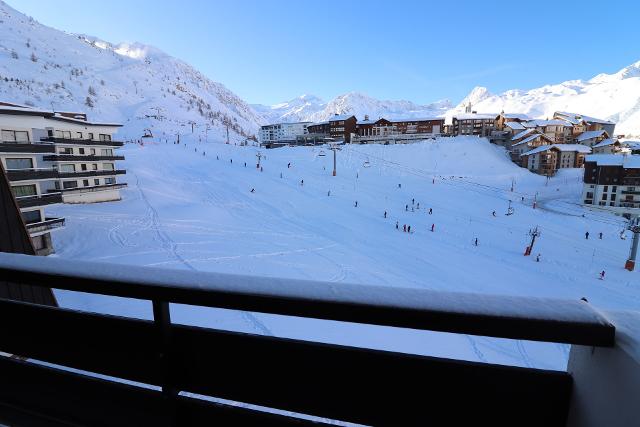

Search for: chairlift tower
xmin=624 ymin=217 xmax=640 ymax=271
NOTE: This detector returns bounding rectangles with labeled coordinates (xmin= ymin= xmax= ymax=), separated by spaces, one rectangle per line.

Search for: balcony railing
xmin=15 ymin=192 xmax=63 ymax=208
xmin=0 ymin=253 xmax=618 ymax=426
xmin=0 ymin=142 xmax=56 ymax=153
xmin=6 ymin=168 xmax=59 ymax=182
xmin=58 ymin=169 xmax=126 ymax=179
xmin=43 ymin=154 xmax=126 ymax=162
xmin=39 ymin=137 xmax=124 ymax=147
xmin=24 ymin=217 xmax=65 ymax=234
xmin=49 ymin=183 xmax=127 ymax=194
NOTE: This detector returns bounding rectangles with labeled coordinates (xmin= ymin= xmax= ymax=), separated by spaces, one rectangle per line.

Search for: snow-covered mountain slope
xmin=0 ymin=1 xmax=262 ymax=142
xmin=49 ymin=138 xmax=638 ymax=369
xmin=254 ymin=92 xmax=452 ymax=123
xmin=251 ymin=94 xmax=325 ymax=123
xmin=448 ymin=62 xmax=640 ymax=136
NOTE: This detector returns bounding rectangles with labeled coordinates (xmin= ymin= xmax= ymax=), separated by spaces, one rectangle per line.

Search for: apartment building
xmin=520 ymin=144 xmax=591 ymax=176
xmin=582 ymin=154 xmax=640 ymax=210
xmin=522 ymin=119 xmax=573 ymax=144
xmin=575 ymin=129 xmax=609 ymax=147
xmin=495 ymin=112 xmax=530 ymax=131
xmin=451 ymin=113 xmax=496 ymax=136
xmin=554 ymin=111 xmax=616 ymax=137
xmin=259 ymin=122 xmax=311 ymax=147
xmin=509 ymin=130 xmax=553 ymax=161
xmin=0 ymin=102 xmax=126 ymax=253
xmin=352 ymin=116 xmax=444 ymax=144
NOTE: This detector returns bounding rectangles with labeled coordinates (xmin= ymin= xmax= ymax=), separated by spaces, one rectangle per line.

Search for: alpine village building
xmin=582 ymin=155 xmax=640 ymax=211
xmin=0 ymin=102 xmax=126 ymax=255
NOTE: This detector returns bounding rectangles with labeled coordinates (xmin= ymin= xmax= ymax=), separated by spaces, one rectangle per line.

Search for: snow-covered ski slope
xmin=49 ymin=137 xmax=638 ymax=370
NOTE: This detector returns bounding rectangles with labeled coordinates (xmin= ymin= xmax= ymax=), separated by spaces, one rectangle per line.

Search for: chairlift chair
xmin=363 ymin=159 xmax=371 ymax=168
xmin=319 ymin=150 xmax=326 ymax=157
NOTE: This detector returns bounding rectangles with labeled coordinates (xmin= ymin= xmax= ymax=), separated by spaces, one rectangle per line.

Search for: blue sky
xmin=7 ymin=0 xmax=640 ymax=106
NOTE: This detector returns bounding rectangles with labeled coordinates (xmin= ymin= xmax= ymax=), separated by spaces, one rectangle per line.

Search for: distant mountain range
xmin=254 ymin=62 xmax=640 ymax=137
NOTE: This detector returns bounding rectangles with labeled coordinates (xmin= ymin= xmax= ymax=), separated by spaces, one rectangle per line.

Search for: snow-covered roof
xmin=0 ymin=104 xmax=53 ymax=116
xmin=51 ymin=113 xmax=122 ymax=127
xmin=328 ymin=114 xmax=355 ymax=122
xmin=309 ymin=121 xmax=329 ymax=126
xmin=521 ymin=144 xmax=591 ymax=156
xmin=523 ymin=119 xmax=571 ymax=128
xmin=585 ymin=154 xmax=640 ymax=168
xmin=555 ymin=111 xmax=614 ymax=125
xmin=576 ymin=130 xmax=607 ymax=142
xmin=511 ymin=128 xmax=537 ymax=141
xmin=622 ymin=140 xmax=640 ymax=149
xmin=512 ymin=133 xmax=552 ymax=146
xmin=390 ymin=117 xmax=443 ymax=123
xmin=505 ymin=121 xmax=525 ymax=130
xmin=501 ymin=113 xmax=530 ymax=120
xmin=453 ymin=113 xmax=496 ymax=120
xmin=592 ymin=138 xmax=619 ymax=148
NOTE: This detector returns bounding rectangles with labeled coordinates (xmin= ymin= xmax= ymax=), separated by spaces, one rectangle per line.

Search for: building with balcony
xmin=582 ymin=154 xmax=640 ymax=211
xmin=554 ymin=111 xmax=616 ymax=137
xmin=451 ymin=113 xmax=497 ymax=136
xmin=259 ymin=122 xmax=312 ymax=147
xmin=0 ymin=102 xmax=126 ymax=205
xmin=520 ymin=144 xmax=591 ymax=176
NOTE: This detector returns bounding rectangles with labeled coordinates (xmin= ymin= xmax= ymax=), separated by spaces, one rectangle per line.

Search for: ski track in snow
xmin=132 ymin=170 xmax=274 ymax=337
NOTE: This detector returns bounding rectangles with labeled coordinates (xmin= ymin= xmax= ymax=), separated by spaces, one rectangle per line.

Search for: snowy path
xmin=49 ymin=138 xmax=639 ymax=370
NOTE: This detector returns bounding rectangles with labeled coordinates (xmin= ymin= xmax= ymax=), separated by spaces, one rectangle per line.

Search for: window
xmin=101 ymin=149 xmax=113 ymax=156
xmin=602 ymin=193 xmax=608 ymax=201
xmin=59 ymin=147 xmax=73 ymax=154
xmin=83 ymin=179 xmax=89 ymax=186
xmin=90 ymin=148 xmax=96 ymax=155
xmin=630 ymin=187 xmax=636 ymax=192
xmin=21 ymin=209 xmax=41 ymax=224
xmin=92 ymin=164 xmax=98 ymax=170
xmin=59 ymin=164 xmax=76 ymax=173
xmin=32 ymin=235 xmax=46 ymax=250
xmin=11 ymin=184 xmax=37 ymax=197
xmin=99 ymin=134 xmax=112 ymax=142
xmin=103 ymin=163 xmax=115 ymax=171
xmin=586 ymin=192 xmax=594 ymax=199
xmin=612 ymin=186 xmax=617 ymax=192
xmin=2 ymin=130 xmax=29 ymax=142
xmin=63 ymin=181 xmax=78 ymax=189
xmin=88 ymin=133 xmax=94 ymax=140
xmin=5 ymin=158 xmax=33 ymax=169
xmin=603 ymin=186 xmax=608 ymax=192
xmin=81 ymin=164 xmax=87 ymax=171
xmin=76 ymin=132 xmax=83 ymax=139
xmin=79 ymin=148 xmax=85 ymax=155
xmin=611 ymin=194 xmax=617 ymax=201
xmin=105 ymin=177 xmax=115 ymax=185
xmin=94 ymin=179 xmax=100 ymax=185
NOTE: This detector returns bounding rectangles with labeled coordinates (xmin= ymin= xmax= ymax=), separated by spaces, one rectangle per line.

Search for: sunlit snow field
xmin=49 ymin=137 xmax=639 ymax=370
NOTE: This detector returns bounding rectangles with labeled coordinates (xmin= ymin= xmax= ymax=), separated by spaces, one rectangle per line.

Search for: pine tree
xmin=30 ymin=52 xmax=37 ymax=62
xmin=88 ymin=86 xmax=96 ymax=96
xmin=10 ymin=50 xmax=18 ymax=59
xmin=84 ymin=96 xmax=94 ymax=108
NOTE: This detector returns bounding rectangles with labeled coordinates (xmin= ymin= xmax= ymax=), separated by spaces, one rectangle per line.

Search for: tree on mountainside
xmin=30 ymin=52 xmax=37 ymax=62
xmin=10 ymin=50 xmax=18 ymax=59
xmin=84 ymin=96 xmax=94 ymax=108
xmin=88 ymin=85 xmax=96 ymax=96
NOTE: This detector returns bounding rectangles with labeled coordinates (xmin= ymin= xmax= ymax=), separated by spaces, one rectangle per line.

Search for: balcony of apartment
xmin=57 ymin=169 xmax=126 ymax=179
xmin=6 ymin=168 xmax=59 ymax=182
xmin=43 ymin=154 xmax=126 ymax=162
xmin=24 ymin=217 xmax=65 ymax=235
xmin=15 ymin=192 xmax=63 ymax=209
xmin=621 ymin=190 xmax=640 ymax=195
xmin=0 ymin=253 xmax=638 ymax=427
xmin=39 ymin=137 xmax=124 ymax=147
xmin=0 ymin=142 xmax=55 ymax=153
xmin=48 ymin=182 xmax=128 ymax=195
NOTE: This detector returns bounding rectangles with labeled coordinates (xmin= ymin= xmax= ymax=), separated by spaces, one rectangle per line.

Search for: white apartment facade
xmin=259 ymin=122 xmax=311 ymax=146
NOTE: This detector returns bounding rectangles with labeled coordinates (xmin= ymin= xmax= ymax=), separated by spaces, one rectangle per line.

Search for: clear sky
xmin=6 ymin=0 xmax=640 ymax=106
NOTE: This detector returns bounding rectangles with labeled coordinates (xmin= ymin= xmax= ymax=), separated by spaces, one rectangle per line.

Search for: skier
xmin=411 ymin=207 xmax=414 ymax=212
xmin=405 ymin=204 xmax=409 ymax=212
xmin=536 ymin=254 xmax=541 ymax=262
xmin=474 ymin=238 xmax=478 ymax=246
xmin=599 ymin=232 xmax=603 ymax=240
xmin=203 ymin=151 xmax=205 ymax=156
xmin=327 ymin=191 xmax=331 ymax=197
xmin=585 ymin=231 xmax=590 ymax=240
xmin=599 ymin=270 xmax=605 ymax=280
xmin=492 ymin=211 xmax=496 ymax=217
xmin=403 ymin=224 xmax=407 ymax=232
xmin=521 ymin=196 xmax=524 ymax=202
xmin=230 ymin=159 xmax=233 ymax=164
xmin=431 ymin=223 xmax=435 ymax=232
xmin=417 ymin=203 xmax=420 ymax=209
xmin=216 ymin=155 xmax=219 ymax=160
xmin=288 ymin=162 xmax=291 ymax=168
xmin=260 ymin=166 xmax=263 ymax=172
xmin=250 ymin=188 xmax=255 ymax=193
xmin=244 ymin=162 xmax=247 ymax=167
xmin=280 ymin=172 xmax=283 ymax=179
xmin=384 ymin=211 xmax=387 ymax=218
xmin=354 ymin=201 xmax=358 ymax=207
xmin=396 ymin=221 xmax=399 ymax=230
xmin=300 ymin=179 xmax=304 ymax=186
xmin=398 ymin=184 xmax=401 ymax=189
xmin=407 ymin=225 xmax=411 ymax=233
xmin=412 ymin=198 xmax=415 ymax=205
xmin=429 ymin=208 xmax=432 ymax=215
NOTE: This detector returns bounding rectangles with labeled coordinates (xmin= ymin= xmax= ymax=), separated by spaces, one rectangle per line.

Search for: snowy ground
xmin=49 ymin=137 xmax=639 ymax=370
